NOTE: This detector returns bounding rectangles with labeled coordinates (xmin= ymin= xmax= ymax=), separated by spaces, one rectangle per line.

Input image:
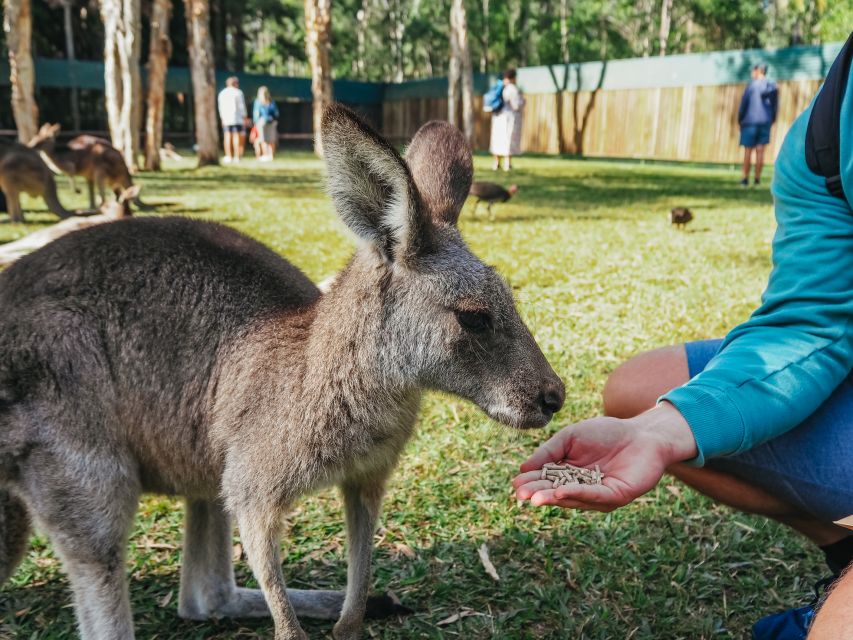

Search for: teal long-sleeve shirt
xmin=662 ymin=68 xmax=853 ymax=465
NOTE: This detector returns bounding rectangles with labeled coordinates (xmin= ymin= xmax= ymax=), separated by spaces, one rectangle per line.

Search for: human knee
xmin=603 ymin=346 xmax=688 ymax=419
xmin=603 ymin=356 xmax=649 ymax=418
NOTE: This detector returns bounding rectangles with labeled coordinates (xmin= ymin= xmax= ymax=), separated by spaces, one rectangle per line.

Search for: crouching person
xmin=515 ymin=32 xmax=853 ymax=640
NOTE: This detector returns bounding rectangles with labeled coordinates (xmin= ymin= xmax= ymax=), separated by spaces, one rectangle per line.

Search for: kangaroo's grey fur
xmin=0 ymin=105 xmax=564 ymax=639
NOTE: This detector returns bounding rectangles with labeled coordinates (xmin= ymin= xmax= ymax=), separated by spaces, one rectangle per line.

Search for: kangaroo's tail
xmin=0 ymin=490 xmax=30 ymax=584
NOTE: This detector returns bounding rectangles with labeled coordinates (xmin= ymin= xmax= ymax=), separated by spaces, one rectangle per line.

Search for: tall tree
xmin=184 ymin=0 xmax=219 ymax=166
xmin=53 ymin=0 xmax=81 ymax=131
xmin=658 ymin=0 xmax=672 ymax=55
xmin=102 ymin=0 xmax=142 ymax=171
xmin=3 ymin=0 xmax=38 ymax=142
xmin=305 ymin=0 xmax=332 ymax=156
xmin=144 ymin=0 xmax=172 ymax=171
xmin=448 ymin=0 xmax=474 ymax=145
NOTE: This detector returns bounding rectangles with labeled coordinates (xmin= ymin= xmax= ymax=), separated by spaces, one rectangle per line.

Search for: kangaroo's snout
xmin=537 ymin=379 xmax=565 ymax=420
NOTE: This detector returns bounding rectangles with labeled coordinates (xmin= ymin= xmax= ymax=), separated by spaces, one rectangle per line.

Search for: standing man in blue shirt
xmin=738 ymin=63 xmax=779 ymax=187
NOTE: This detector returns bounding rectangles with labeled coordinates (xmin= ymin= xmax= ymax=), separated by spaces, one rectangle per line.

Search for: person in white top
xmin=217 ymin=76 xmax=247 ymax=164
xmin=489 ymin=68 xmax=526 ymax=171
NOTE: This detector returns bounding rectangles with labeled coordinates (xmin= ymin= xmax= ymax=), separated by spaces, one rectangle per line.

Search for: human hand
xmin=513 ymin=403 xmax=696 ymax=512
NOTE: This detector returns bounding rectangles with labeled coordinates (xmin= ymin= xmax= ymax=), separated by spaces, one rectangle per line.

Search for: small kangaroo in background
xmin=28 ymin=124 xmax=147 ymax=209
xmin=0 ymin=105 xmax=564 ymax=639
xmin=0 ymin=138 xmax=79 ymax=222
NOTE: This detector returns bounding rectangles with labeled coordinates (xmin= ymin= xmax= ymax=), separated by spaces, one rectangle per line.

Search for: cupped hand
xmin=513 ymin=403 xmax=696 ymax=512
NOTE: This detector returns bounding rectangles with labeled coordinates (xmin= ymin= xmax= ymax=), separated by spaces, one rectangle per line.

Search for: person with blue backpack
xmin=487 ymin=69 xmax=526 ymax=171
xmin=515 ymin=33 xmax=853 ymax=640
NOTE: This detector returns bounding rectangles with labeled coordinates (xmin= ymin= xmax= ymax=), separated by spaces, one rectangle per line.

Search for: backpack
xmin=483 ymin=80 xmax=504 ymax=113
xmin=805 ymin=31 xmax=853 ymax=202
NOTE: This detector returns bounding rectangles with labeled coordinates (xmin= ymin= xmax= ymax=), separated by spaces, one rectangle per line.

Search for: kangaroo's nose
xmin=538 ymin=380 xmax=565 ymax=417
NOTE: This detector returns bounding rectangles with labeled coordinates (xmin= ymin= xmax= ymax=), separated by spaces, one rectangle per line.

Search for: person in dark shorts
xmin=217 ymin=76 xmax=247 ymax=164
xmin=738 ymin=63 xmax=778 ymax=187
xmin=515 ymin=39 xmax=853 ymax=640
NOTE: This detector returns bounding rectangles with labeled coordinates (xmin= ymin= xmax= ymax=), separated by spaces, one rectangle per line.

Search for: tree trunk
xmin=479 ymin=0 xmax=489 ymax=73
xmin=185 ymin=0 xmax=219 ymax=166
xmin=305 ymin=0 xmax=332 ymax=157
xmin=101 ymin=0 xmax=142 ymax=172
xmin=3 ymin=0 xmax=38 ymax=142
xmin=658 ymin=0 xmax=672 ymax=56
xmin=452 ymin=0 xmax=475 ymax=145
xmin=61 ymin=0 xmax=81 ymax=131
xmin=447 ymin=0 xmax=461 ymax=129
xmin=356 ymin=0 xmax=369 ymax=79
xmin=230 ymin=10 xmax=245 ymax=72
xmin=144 ymin=0 xmax=172 ymax=171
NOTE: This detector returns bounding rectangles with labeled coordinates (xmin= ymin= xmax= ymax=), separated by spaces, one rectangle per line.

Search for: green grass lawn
xmin=0 ymin=152 xmax=824 ymax=639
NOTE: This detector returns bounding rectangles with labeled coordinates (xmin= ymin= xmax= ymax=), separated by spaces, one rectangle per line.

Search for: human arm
xmin=513 ymin=403 xmax=696 ymax=510
xmin=663 ymin=100 xmax=853 ymax=465
xmin=738 ymin=87 xmax=749 ymax=124
xmin=252 ymin=100 xmax=260 ymax=123
xmin=765 ymin=82 xmax=779 ymax=124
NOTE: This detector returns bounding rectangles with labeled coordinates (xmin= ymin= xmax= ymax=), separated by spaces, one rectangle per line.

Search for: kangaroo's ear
xmin=321 ymin=104 xmax=431 ymax=263
xmin=405 ymin=121 xmax=472 ymax=227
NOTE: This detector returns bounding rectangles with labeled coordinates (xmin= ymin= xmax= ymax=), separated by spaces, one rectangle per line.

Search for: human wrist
xmin=628 ymin=402 xmax=698 ymax=464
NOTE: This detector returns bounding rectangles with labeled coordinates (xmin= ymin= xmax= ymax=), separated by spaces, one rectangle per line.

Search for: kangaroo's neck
xmin=301 ymin=255 xmax=396 ymax=399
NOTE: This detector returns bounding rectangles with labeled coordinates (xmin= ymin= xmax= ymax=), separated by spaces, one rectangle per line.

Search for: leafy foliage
xmin=0 ymin=0 xmax=846 ymax=82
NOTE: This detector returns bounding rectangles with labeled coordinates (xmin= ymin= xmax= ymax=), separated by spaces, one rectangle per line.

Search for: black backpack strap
xmin=805 ymin=32 xmax=853 ymax=202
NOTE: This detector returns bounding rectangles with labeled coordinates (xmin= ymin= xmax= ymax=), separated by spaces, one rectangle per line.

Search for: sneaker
xmin=754 ymin=179 xmax=761 ymax=187
xmin=751 ymin=576 xmax=834 ymax=640
xmin=223 ymin=156 xmax=233 ymax=164
xmin=740 ymin=178 xmax=749 ymax=187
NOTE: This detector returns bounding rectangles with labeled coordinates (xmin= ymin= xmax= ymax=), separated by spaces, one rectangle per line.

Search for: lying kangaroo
xmin=0 ymin=185 xmax=139 ymax=267
xmin=29 ymin=124 xmax=145 ymax=209
xmin=0 ymin=105 xmax=564 ymax=639
xmin=0 ymin=138 xmax=78 ymax=223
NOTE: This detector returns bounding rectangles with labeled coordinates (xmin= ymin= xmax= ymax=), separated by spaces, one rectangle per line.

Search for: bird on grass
xmin=669 ymin=206 xmax=694 ymax=230
xmin=470 ymin=182 xmax=518 ymax=218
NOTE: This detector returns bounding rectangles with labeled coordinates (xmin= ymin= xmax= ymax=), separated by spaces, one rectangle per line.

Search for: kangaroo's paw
xmin=333 ymin=616 xmax=364 ymax=640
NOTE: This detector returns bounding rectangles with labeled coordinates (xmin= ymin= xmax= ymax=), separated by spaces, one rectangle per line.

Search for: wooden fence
xmin=382 ymin=78 xmax=822 ymax=164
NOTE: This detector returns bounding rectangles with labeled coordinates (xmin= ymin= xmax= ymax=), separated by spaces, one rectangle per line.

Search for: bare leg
xmin=492 ymin=155 xmax=499 ymax=170
xmin=503 ymin=154 xmax=512 ymax=171
xmin=604 ymin=346 xmax=849 ymax=546
xmin=741 ymin=147 xmax=753 ymax=181
xmin=755 ymin=144 xmax=766 ymax=182
xmin=809 ymin=566 xmax=853 ymax=638
xmin=224 ymin=132 xmax=233 ymax=160
xmin=235 ymin=506 xmax=307 ymax=640
xmin=333 ymin=478 xmax=387 ymax=640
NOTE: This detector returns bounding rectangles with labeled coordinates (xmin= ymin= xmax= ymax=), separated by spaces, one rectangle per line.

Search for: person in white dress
xmin=489 ymin=69 xmax=525 ymax=171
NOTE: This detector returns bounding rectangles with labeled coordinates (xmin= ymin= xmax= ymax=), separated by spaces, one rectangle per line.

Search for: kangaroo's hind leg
xmin=17 ymin=447 xmax=141 ymax=640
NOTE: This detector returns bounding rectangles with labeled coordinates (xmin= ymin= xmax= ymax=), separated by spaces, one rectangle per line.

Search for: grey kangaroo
xmin=0 ymin=105 xmax=564 ymax=639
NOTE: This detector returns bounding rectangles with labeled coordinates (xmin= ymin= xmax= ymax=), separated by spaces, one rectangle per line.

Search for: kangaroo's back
xmin=0 ymin=216 xmax=319 ymax=493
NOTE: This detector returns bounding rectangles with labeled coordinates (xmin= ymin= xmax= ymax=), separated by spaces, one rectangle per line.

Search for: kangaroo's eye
xmin=455 ymin=310 xmax=492 ymax=333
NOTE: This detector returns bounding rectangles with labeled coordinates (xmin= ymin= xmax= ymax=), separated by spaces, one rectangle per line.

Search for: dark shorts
xmin=685 ymin=339 xmax=853 ymax=522
xmin=739 ymin=124 xmax=771 ymax=147
xmin=223 ymin=124 xmax=244 ymax=133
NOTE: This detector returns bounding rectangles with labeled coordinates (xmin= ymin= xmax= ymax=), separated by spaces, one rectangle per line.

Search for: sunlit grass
xmin=2 ymin=151 xmax=820 ymax=639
